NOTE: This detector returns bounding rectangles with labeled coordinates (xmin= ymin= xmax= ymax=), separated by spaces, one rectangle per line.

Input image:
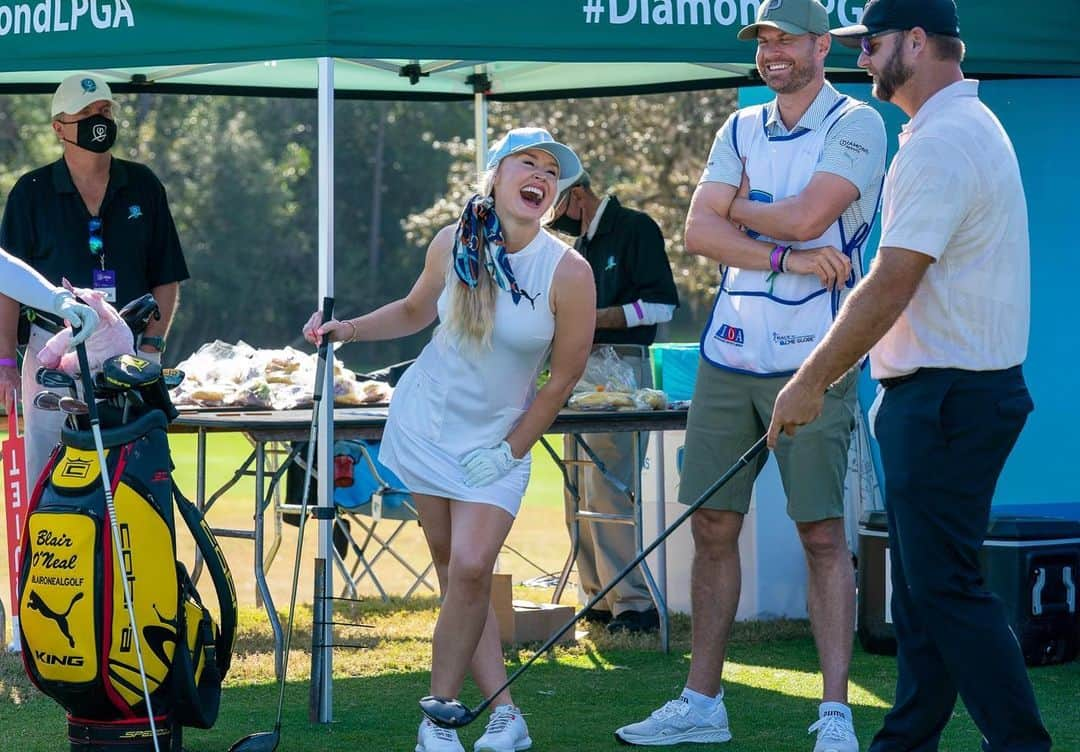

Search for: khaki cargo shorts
xmin=677 ymin=358 xmax=857 ymax=522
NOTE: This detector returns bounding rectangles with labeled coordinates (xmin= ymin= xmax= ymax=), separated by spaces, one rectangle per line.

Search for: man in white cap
xmin=614 ymin=0 xmax=885 ymax=749
xmin=0 ymin=72 xmax=188 ymax=485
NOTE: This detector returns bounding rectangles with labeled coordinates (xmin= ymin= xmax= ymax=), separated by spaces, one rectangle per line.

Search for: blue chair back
xmin=332 ymin=439 xmax=415 ymax=520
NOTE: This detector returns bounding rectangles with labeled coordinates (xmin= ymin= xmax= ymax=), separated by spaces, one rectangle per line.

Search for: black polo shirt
xmin=580 ymin=195 xmax=679 ymax=347
xmin=0 ymin=156 xmax=189 ymax=312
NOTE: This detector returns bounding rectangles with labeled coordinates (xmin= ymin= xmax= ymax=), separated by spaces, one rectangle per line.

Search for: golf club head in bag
xmin=31 ymin=390 xmax=63 ymax=411
xmin=117 ymin=293 xmax=161 ymax=337
xmin=227 ymin=296 xmax=335 ymax=752
xmin=420 ymin=434 xmax=769 ymax=729
xmin=96 ymin=354 xmax=179 ymax=422
xmin=35 ymin=366 xmax=78 ymax=395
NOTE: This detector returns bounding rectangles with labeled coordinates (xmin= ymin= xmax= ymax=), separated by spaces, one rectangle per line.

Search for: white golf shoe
xmin=807 ymin=704 xmax=859 ymax=752
xmin=614 ymin=695 xmax=732 ymax=746
xmin=473 ymin=704 xmax=532 ymax=752
xmin=416 ymin=717 xmax=466 ymax=752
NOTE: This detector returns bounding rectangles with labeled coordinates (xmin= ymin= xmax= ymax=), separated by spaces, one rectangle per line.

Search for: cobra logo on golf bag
xmin=18 ymin=410 xmax=236 ymax=732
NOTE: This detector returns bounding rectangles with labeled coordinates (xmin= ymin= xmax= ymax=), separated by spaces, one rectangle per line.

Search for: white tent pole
xmin=314 ymin=55 xmax=335 ymax=725
xmin=474 ymin=65 xmax=488 ymax=181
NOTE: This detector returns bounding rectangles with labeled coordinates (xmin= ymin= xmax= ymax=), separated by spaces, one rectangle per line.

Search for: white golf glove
xmin=52 ymin=291 xmax=99 ymax=347
xmin=461 ymin=441 xmax=524 ymax=487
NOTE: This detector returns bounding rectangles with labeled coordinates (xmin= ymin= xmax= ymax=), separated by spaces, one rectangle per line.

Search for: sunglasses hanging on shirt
xmin=88 ymin=216 xmax=104 ymax=267
xmin=88 ymin=216 xmax=117 ymax=303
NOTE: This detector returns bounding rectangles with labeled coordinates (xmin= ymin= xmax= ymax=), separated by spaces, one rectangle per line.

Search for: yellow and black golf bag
xmin=18 ymin=406 xmax=237 ymax=750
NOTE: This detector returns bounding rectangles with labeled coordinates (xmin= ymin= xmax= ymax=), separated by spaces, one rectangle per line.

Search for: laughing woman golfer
xmin=303 ymin=127 xmax=594 ymax=752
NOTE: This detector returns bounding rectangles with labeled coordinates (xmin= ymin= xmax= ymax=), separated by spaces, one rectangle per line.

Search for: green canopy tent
xmin=1 ymin=0 xmax=1076 ymax=724
xmin=0 ymin=0 xmax=1076 ymax=85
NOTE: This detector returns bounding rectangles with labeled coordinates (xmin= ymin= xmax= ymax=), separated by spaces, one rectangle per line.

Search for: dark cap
xmin=831 ymin=0 xmax=960 ymax=48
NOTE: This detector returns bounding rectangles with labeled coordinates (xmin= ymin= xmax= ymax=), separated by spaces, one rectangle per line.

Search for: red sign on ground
xmin=3 ymin=394 xmax=27 ymax=650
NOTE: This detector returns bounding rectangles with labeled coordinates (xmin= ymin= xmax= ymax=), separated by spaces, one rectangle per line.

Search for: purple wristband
xmin=769 ymin=245 xmax=785 ymax=273
xmin=0 ymin=357 xmax=16 ymax=368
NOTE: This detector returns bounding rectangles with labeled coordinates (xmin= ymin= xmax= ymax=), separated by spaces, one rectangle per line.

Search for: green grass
xmin=2 ymin=604 xmax=1078 ymax=751
xmin=2 ymin=430 xmax=1079 ymax=750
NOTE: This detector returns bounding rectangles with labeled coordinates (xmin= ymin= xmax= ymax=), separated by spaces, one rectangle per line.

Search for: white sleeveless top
xmin=702 ymin=97 xmax=875 ymax=376
xmin=379 ymin=228 xmax=568 ymax=515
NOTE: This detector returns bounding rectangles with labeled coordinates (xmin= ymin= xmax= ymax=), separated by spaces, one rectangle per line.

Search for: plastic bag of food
xmin=567 ymin=391 xmax=636 ymax=411
xmin=572 ymin=345 xmax=638 ymax=395
xmin=631 ymin=388 xmax=668 ymax=411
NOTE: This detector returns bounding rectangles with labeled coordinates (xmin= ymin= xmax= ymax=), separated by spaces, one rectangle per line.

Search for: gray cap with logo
xmin=737 ymin=0 xmax=830 ymax=40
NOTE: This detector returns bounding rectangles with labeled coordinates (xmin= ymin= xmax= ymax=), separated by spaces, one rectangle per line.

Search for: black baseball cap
xmin=831 ymin=0 xmax=960 ymax=48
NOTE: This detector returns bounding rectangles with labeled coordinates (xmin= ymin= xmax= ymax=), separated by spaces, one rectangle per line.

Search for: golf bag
xmin=17 ymin=399 xmax=237 ymax=749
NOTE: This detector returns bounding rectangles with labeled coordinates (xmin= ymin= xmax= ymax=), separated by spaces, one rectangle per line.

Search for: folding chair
xmin=330 ymin=439 xmax=437 ymax=602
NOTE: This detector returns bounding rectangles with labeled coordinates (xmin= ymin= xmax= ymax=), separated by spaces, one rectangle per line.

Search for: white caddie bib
xmin=702 ymin=97 xmax=871 ymax=375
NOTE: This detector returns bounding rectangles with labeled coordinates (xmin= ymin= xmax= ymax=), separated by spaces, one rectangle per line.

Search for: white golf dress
xmin=379 ymin=229 xmax=568 ymax=516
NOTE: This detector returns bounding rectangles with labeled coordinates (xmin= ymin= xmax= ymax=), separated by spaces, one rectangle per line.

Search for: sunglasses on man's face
xmin=860 ymin=29 xmax=904 ymax=56
xmin=88 ymin=217 xmax=103 ymax=256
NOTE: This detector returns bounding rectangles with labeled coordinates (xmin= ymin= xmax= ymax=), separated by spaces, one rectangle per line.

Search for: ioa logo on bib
xmin=716 ymin=324 xmax=744 ymax=346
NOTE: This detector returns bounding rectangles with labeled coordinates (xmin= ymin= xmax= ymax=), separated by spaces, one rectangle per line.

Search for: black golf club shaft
xmin=275 ymin=297 xmax=334 ymax=723
xmin=228 ymin=297 xmax=334 ymax=752
xmin=421 ymin=434 xmax=768 ymax=728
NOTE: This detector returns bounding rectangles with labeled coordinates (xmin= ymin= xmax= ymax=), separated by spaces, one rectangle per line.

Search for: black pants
xmin=869 ymin=366 xmax=1051 ymax=752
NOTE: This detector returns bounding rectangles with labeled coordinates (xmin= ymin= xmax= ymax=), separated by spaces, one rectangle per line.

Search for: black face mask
xmin=547 ymin=213 xmax=583 ymax=237
xmin=62 ymin=114 xmax=117 ymax=154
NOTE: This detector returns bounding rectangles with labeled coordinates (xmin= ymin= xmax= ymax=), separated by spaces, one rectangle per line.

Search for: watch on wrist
xmin=140 ymin=335 xmax=166 ymax=353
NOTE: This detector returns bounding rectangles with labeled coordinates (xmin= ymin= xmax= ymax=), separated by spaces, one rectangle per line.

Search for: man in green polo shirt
xmin=0 ymin=72 xmax=189 ymax=486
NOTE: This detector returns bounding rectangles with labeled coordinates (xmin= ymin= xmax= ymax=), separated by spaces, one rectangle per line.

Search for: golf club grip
xmin=71 ymin=327 xmax=100 ymax=425
xmin=312 ymin=297 xmax=335 ymax=403
xmin=485 ymin=434 xmax=769 ymax=710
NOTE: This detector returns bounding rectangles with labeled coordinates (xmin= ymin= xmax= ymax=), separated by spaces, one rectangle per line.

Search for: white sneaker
xmin=614 ymin=695 xmax=732 ymax=746
xmin=808 ymin=705 xmax=858 ymax=752
xmin=416 ymin=717 xmax=465 ymax=752
xmin=473 ymin=704 xmax=532 ymax=752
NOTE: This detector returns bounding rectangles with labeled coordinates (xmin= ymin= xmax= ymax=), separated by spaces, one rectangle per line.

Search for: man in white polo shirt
xmin=614 ymin=0 xmax=885 ymax=749
xmin=769 ymin=0 xmax=1052 ymax=749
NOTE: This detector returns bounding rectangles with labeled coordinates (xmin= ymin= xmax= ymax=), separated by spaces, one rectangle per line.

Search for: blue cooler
xmin=650 ymin=343 xmax=699 ymax=401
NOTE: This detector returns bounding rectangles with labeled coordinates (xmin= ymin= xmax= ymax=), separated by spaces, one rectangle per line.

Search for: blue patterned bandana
xmin=452 ymin=195 xmax=530 ymax=305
